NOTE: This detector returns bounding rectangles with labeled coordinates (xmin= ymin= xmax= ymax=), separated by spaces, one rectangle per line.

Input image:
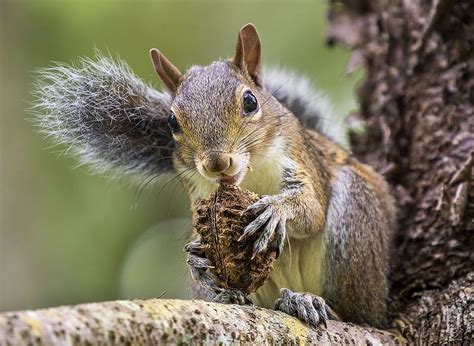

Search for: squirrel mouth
xmin=218 ymin=174 xmax=238 ymax=185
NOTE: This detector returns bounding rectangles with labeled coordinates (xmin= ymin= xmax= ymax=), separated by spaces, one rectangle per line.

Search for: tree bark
xmin=327 ymin=0 xmax=473 ymax=344
xmin=1 ymin=1 xmax=472 ymax=345
xmin=0 ymin=299 xmax=402 ymax=345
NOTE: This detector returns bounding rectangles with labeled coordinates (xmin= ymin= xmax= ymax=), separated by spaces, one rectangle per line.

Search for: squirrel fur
xmin=34 ymin=24 xmax=395 ymax=328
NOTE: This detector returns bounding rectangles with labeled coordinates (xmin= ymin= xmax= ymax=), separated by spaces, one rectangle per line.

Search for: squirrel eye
xmin=168 ymin=112 xmax=180 ymax=133
xmin=242 ymin=90 xmax=258 ymax=115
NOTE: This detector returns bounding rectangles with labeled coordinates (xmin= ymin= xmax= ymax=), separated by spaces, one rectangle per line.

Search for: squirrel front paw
xmin=186 ymin=240 xmax=254 ymax=306
xmin=238 ymin=195 xmax=287 ymax=258
xmin=184 ymin=239 xmax=221 ymax=293
xmin=212 ymin=289 xmax=253 ymax=305
xmin=274 ymin=288 xmax=339 ymax=328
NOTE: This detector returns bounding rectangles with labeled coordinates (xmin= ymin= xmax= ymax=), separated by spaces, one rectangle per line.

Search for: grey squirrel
xmin=34 ymin=24 xmax=395 ymax=328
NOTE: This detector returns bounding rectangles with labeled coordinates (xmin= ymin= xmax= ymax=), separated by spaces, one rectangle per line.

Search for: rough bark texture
xmin=327 ymin=0 xmax=473 ymax=344
xmin=0 ymin=299 xmax=402 ymax=345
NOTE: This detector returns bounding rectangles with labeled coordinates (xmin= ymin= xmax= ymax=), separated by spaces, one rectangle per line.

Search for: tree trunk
xmin=327 ymin=0 xmax=473 ymax=344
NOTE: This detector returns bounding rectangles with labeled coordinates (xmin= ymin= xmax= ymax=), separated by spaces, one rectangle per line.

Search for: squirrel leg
xmin=185 ymin=240 xmax=253 ymax=305
xmin=185 ymin=240 xmax=221 ymax=293
xmin=239 ymin=195 xmax=288 ymax=258
xmin=274 ymin=288 xmax=340 ymax=328
xmin=213 ymin=289 xmax=253 ymax=305
xmin=239 ymin=165 xmax=327 ymax=258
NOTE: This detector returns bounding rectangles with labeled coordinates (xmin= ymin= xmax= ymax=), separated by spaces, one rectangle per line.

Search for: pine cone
xmin=193 ymin=185 xmax=277 ymax=294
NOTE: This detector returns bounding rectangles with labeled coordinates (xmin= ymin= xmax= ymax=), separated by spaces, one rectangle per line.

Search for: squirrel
xmin=34 ymin=24 xmax=396 ymax=328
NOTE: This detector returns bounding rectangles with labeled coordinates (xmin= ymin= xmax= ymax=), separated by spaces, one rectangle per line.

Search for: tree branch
xmin=0 ymin=299 xmax=403 ymax=344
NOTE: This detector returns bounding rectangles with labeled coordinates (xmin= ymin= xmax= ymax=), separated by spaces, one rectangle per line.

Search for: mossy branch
xmin=0 ymin=299 xmax=402 ymax=344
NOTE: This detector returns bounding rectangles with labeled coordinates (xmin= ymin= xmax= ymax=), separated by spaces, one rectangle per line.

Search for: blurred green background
xmin=0 ymin=0 xmax=360 ymax=312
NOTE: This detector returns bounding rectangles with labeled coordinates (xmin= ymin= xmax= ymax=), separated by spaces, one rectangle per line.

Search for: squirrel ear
xmin=232 ymin=23 xmax=262 ymax=86
xmin=150 ymin=48 xmax=183 ymax=93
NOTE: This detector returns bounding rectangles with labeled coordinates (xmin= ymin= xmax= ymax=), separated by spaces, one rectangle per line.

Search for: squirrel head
xmin=150 ymin=24 xmax=283 ymax=186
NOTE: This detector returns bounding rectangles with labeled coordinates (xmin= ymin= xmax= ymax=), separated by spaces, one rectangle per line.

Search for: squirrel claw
xmin=185 ymin=239 xmax=221 ymax=292
xmin=213 ymin=289 xmax=253 ymax=305
xmin=185 ymin=240 xmax=214 ymax=269
xmin=238 ymin=206 xmax=273 ymax=241
xmin=242 ymin=196 xmax=287 ymax=258
xmin=274 ymin=221 xmax=286 ymax=258
xmin=186 ymin=254 xmax=214 ymax=269
xmin=274 ymin=288 xmax=334 ymax=329
xmin=188 ymin=262 xmax=222 ymax=292
xmin=184 ymin=239 xmax=204 ymax=253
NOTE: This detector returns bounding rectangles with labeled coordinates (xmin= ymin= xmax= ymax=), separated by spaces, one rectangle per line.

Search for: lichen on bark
xmin=0 ymin=299 xmax=402 ymax=345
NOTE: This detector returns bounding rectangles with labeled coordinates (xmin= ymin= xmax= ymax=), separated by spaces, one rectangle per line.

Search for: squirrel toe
xmin=213 ymin=289 xmax=253 ymax=305
xmin=274 ymin=288 xmax=333 ymax=329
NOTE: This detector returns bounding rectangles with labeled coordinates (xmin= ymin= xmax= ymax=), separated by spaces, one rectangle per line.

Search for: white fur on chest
xmin=240 ymin=157 xmax=282 ymax=196
xmin=241 ymin=136 xmax=295 ymax=196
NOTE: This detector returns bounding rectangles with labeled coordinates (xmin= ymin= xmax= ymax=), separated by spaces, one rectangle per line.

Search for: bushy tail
xmin=263 ymin=67 xmax=345 ymax=143
xmin=33 ymin=54 xmax=175 ymax=176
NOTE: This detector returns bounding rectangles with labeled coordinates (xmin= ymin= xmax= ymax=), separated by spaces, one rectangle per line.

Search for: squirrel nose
xmin=202 ymin=152 xmax=232 ymax=174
